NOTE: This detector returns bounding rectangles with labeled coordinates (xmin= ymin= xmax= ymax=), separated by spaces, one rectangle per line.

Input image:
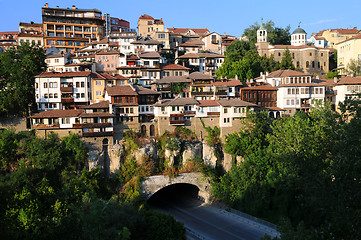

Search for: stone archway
xmin=150 ymin=124 xmax=155 ymax=137
xmin=141 ymin=125 xmax=147 ymax=137
xmin=276 ymin=111 xmax=280 ymax=118
xmin=269 ymin=112 xmax=275 ymax=118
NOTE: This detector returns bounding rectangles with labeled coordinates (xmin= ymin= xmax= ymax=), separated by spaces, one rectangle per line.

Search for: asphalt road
xmin=148 ymin=185 xmax=278 ymax=240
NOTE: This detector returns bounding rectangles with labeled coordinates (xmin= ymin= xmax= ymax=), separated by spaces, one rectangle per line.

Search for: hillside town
xmin=0 ymin=3 xmax=360 ymax=143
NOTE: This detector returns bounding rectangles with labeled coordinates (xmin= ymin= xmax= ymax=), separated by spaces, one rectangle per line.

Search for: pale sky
xmin=1 ymin=0 xmax=361 ymax=37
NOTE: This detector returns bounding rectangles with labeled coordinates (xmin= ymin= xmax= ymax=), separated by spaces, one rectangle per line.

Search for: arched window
xmin=306 ymin=61 xmax=310 ymax=68
xmin=312 ymin=61 xmax=315 ymax=68
xmin=297 ymin=61 xmax=300 ymax=68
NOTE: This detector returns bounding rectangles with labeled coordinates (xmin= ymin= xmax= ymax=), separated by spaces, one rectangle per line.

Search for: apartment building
xmin=336 ymin=34 xmax=361 ymax=76
xmin=316 ymin=27 xmax=359 ymax=49
xmin=35 ymin=71 xmax=92 ymax=111
xmin=137 ymin=14 xmax=164 ymax=38
xmin=103 ymin=14 xmax=130 ymax=36
xmin=18 ymin=22 xmax=44 ymax=46
xmin=42 ymin=4 xmax=104 ymax=53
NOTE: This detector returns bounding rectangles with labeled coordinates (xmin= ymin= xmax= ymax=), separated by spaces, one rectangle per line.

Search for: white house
xmin=35 ymin=71 xmax=92 ymax=111
xmin=333 ymin=76 xmax=361 ymax=107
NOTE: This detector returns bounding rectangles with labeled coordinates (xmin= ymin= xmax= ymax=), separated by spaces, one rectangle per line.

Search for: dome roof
xmin=292 ymin=27 xmax=307 ymax=34
xmin=259 ymin=23 xmax=266 ymax=30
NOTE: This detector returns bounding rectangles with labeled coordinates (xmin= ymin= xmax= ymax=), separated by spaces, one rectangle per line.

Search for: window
xmin=49 ymin=93 xmax=53 ymax=98
xmin=62 ymin=118 xmax=70 ymax=124
xmin=224 ymin=108 xmax=228 ymax=113
xmin=44 ymin=82 xmax=48 ymax=88
xmin=76 ymin=82 xmax=80 ymax=88
xmin=44 ymin=94 xmax=48 ymax=98
xmin=76 ymin=93 xmax=80 ymax=98
xmin=81 ymin=93 xmax=85 ymax=98
xmin=158 ymin=33 xmax=165 ymax=39
xmin=306 ymin=61 xmax=310 ymax=68
xmin=54 ymin=93 xmax=58 ymax=98
xmin=96 ymin=91 xmax=102 ymax=96
xmin=49 ymin=82 xmax=57 ymax=88
xmin=223 ymin=118 xmax=230 ymax=123
xmin=81 ymin=82 xmax=84 ymax=88
xmin=130 ymin=108 xmax=134 ymax=113
xmin=96 ymin=81 xmax=102 ymax=85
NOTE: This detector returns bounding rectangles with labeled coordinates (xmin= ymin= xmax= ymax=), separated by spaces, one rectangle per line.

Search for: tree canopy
xmin=0 ymin=43 xmax=46 ymax=117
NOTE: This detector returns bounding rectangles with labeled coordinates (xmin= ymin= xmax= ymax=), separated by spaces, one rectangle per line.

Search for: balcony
xmin=73 ymin=122 xmax=112 ymax=128
xmin=191 ymin=91 xmax=214 ymax=96
xmin=60 ymin=86 xmax=73 ymax=92
xmin=184 ymin=111 xmax=196 ymax=116
xmin=326 ymin=90 xmax=336 ymax=95
xmin=170 ymin=120 xmax=185 ymax=125
xmin=206 ymin=63 xmax=215 ymax=67
xmin=32 ymin=124 xmax=59 ymax=129
xmin=215 ymin=91 xmax=227 ymax=96
xmin=301 ymin=104 xmax=310 ymax=108
xmin=157 ymin=87 xmax=171 ymax=92
xmin=211 ymin=40 xmax=219 ymax=44
xmin=61 ymin=98 xmax=74 ymax=103
xmin=207 ymin=112 xmax=220 ymax=116
xmin=82 ymin=131 xmax=113 ymax=137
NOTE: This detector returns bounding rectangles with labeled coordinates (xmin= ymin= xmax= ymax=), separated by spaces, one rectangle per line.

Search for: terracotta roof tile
xmin=36 ymin=71 xmax=92 ymax=78
xmin=216 ymin=99 xmax=257 ymax=107
xmin=336 ymin=76 xmax=361 ymax=85
xmin=156 ymin=76 xmax=191 ymax=84
xmin=161 ymin=64 xmax=190 ymax=70
xmin=106 ymin=85 xmax=137 ymax=96
xmin=81 ymin=101 xmax=109 ymax=109
xmin=197 ymin=100 xmax=219 ymax=107
xmin=29 ymin=109 xmax=82 ymax=118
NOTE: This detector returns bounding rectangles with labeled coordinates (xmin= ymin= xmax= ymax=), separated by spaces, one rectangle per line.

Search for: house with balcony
xmin=109 ymin=28 xmax=137 ymax=54
xmin=212 ymin=78 xmax=242 ymax=99
xmin=178 ymin=40 xmax=204 ymax=54
xmin=333 ymin=76 xmax=361 ymax=109
xmin=95 ymin=50 xmax=126 ymax=73
xmin=177 ymin=52 xmax=224 ymax=75
xmin=138 ymin=51 xmax=163 ymax=87
xmin=133 ymin=85 xmax=160 ymax=123
xmin=189 ymin=72 xmax=215 ymax=100
xmin=240 ymin=81 xmax=277 ymax=108
xmin=201 ymin=32 xmax=222 ymax=54
xmin=160 ymin=64 xmax=190 ymax=78
xmin=91 ymin=72 xmax=128 ymax=103
xmin=131 ymin=39 xmax=163 ymax=53
xmin=35 ymin=71 xmax=92 ymax=111
xmin=152 ymin=75 xmax=191 ymax=99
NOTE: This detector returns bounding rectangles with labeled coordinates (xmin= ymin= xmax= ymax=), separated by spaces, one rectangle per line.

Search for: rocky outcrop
xmin=108 ymin=144 xmax=124 ymax=173
xmin=165 ymin=148 xmax=181 ymax=167
xmin=202 ymin=142 xmax=218 ymax=168
xmin=88 ymin=149 xmax=104 ymax=171
xmin=182 ymin=141 xmax=203 ymax=166
xmin=133 ymin=142 xmax=158 ymax=164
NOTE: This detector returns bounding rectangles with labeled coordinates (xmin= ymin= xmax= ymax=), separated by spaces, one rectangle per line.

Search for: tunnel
xmin=147 ymin=183 xmax=202 ymax=208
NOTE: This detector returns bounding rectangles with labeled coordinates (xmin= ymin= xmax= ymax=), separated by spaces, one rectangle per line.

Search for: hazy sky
xmin=1 ymin=0 xmax=361 ymax=37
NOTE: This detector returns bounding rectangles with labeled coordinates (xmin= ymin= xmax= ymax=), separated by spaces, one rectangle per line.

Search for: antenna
xmin=298 ymin=21 xmax=301 ymax=28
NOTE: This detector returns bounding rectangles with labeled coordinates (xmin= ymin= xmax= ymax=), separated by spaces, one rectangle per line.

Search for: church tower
xmin=291 ymin=23 xmax=307 ymax=46
xmin=255 ymin=19 xmax=269 ymax=51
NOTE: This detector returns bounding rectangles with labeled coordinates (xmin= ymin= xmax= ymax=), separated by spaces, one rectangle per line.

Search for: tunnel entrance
xmin=147 ymin=183 xmax=201 ymax=208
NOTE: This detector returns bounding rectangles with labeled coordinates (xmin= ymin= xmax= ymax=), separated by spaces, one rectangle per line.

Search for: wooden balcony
xmin=215 ymin=91 xmax=227 ymax=96
xmin=61 ymin=98 xmax=74 ymax=103
xmin=73 ymin=122 xmax=112 ymax=128
xmin=184 ymin=111 xmax=196 ymax=116
xmin=191 ymin=91 xmax=214 ymax=96
xmin=207 ymin=112 xmax=220 ymax=116
xmin=82 ymin=131 xmax=113 ymax=137
xmin=169 ymin=120 xmax=185 ymax=125
xmin=60 ymin=86 xmax=73 ymax=92
xmin=301 ymin=104 xmax=310 ymax=108
xmin=32 ymin=124 xmax=59 ymax=129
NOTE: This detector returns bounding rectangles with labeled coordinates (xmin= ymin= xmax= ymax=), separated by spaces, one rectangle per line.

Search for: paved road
xmin=149 ymin=193 xmax=279 ymax=240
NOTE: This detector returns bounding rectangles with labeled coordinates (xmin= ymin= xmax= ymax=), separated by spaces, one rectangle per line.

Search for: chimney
xmin=235 ymin=75 xmax=238 ymax=80
xmin=72 ymin=5 xmax=76 ymax=9
xmin=266 ymin=72 xmax=269 ymax=76
xmin=334 ymin=77 xmax=338 ymax=84
xmin=56 ymin=6 xmax=59 ymax=8
xmin=44 ymin=3 xmax=48 ymax=8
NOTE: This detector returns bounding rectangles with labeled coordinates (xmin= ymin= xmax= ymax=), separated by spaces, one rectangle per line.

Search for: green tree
xmin=0 ymin=43 xmax=46 ymax=117
xmin=242 ymin=20 xmax=291 ymax=46
xmin=280 ymin=47 xmax=295 ymax=70
xmin=346 ymin=58 xmax=361 ymax=76
xmin=326 ymin=70 xmax=338 ymax=79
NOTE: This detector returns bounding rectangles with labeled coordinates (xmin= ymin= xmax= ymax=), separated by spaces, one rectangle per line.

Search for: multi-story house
xmin=91 ymin=72 xmax=128 ymax=103
xmin=160 ymin=64 xmax=190 ymax=78
xmin=152 ymin=75 xmax=191 ymax=99
xmin=109 ymin=28 xmax=137 ymax=55
xmin=336 ymin=34 xmax=361 ymax=76
xmin=133 ymin=85 xmax=160 ymax=124
xmin=212 ymin=78 xmax=242 ymax=99
xmin=29 ymin=101 xmax=114 ymax=139
xmin=333 ymin=76 xmax=361 ymax=108
xmin=137 ymin=14 xmax=164 ymax=38
xmin=177 ymin=52 xmax=224 ymax=75
xmin=35 ymin=71 xmax=92 ymax=111
xmin=178 ymin=40 xmax=204 ymax=54
xmin=45 ymin=52 xmax=73 ymax=72
xmin=240 ymin=81 xmax=277 ymax=108
xmin=276 ymin=72 xmax=326 ymax=115
xmin=18 ymin=22 xmax=44 ymax=46
xmin=255 ymin=25 xmax=330 ymax=76
xmin=308 ymin=35 xmax=329 ymax=48
xmin=42 ymin=4 xmax=104 ymax=53
xmin=189 ymin=72 xmax=215 ymax=100
xmin=95 ymin=50 xmax=126 ymax=73
xmin=315 ymin=27 xmax=359 ymax=49
xmin=131 ymin=39 xmax=163 ymax=53
xmin=0 ymin=31 xmax=18 ymax=50
xmin=201 ymin=32 xmax=222 ymax=54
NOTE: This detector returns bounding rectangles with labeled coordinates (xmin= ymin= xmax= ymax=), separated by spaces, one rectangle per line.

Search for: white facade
xmin=277 ymin=85 xmax=325 ymax=110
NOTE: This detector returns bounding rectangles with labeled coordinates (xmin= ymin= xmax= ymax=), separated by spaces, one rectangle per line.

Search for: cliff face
xmin=88 ymin=138 xmax=237 ymax=175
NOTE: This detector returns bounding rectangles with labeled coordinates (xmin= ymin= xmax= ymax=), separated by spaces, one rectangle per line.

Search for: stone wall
xmin=0 ymin=117 xmax=27 ymax=132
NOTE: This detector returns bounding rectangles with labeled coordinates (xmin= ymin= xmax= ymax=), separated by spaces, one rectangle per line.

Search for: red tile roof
xmin=336 ymin=33 xmax=361 ymax=45
xmin=161 ymin=64 xmax=189 ymax=70
xmin=198 ymin=100 xmax=219 ymax=107
xmin=213 ymin=79 xmax=242 ymax=87
xmin=336 ymin=76 xmax=361 ymax=85
xmin=81 ymin=101 xmax=110 ymax=109
xmin=266 ymin=69 xmax=311 ymax=78
xmin=106 ymin=85 xmax=137 ymax=96
xmin=167 ymin=28 xmax=210 ymax=35
xmin=36 ymin=71 xmax=92 ymax=78
xmin=95 ymin=50 xmax=123 ymax=56
xmin=139 ymin=14 xmax=154 ymax=20
xmin=29 ymin=109 xmax=82 ymax=118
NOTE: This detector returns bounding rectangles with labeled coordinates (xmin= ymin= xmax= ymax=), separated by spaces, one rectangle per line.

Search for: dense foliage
xmin=214 ymin=98 xmax=361 ymax=239
xmin=0 ymin=131 xmax=186 ymax=240
xmin=0 ymin=43 xmax=46 ymax=117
